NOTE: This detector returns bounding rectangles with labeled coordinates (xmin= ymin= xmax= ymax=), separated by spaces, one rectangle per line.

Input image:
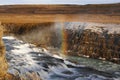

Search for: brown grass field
xmin=0 ymin=3 xmax=120 ymax=24
xmin=0 ymin=14 xmax=120 ymax=24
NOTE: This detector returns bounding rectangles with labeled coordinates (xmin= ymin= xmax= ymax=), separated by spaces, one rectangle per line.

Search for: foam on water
xmin=2 ymin=36 xmax=120 ymax=80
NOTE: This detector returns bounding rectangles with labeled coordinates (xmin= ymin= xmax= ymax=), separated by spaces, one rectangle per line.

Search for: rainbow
xmin=61 ymin=24 xmax=68 ymax=55
xmin=54 ymin=22 xmax=69 ymax=57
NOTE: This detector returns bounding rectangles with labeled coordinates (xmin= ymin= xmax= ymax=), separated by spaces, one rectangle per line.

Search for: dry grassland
xmin=0 ymin=14 xmax=120 ymax=24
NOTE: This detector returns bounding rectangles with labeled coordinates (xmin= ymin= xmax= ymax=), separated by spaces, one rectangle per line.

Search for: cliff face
xmin=64 ymin=23 xmax=120 ymax=63
xmin=65 ymin=29 xmax=120 ymax=62
xmin=0 ymin=25 xmax=7 ymax=78
xmin=2 ymin=22 xmax=120 ymax=64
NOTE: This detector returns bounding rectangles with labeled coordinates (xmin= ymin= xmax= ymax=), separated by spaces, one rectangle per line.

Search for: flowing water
xmin=3 ymin=36 xmax=120 ymax=80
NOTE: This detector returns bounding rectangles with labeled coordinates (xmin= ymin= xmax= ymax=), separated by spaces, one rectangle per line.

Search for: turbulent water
xmin=2 ymin=36 xmax=120 ymax=80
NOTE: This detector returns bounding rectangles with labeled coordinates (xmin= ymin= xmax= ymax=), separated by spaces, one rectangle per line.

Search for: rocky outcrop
xmin=65 ymin=29 xmax=120 ymax=63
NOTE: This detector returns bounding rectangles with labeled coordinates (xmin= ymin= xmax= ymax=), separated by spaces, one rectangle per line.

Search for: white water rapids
xmin=3 ymin=36 xmax=120 ymax=80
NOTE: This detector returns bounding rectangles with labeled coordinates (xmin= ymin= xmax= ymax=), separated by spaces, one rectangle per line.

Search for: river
xmin=3 ymin=36 xmax=120 ymax=80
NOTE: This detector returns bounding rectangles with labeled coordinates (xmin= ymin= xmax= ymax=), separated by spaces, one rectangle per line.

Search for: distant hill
xmin=0 ymin=3 xmax=120 ymax=15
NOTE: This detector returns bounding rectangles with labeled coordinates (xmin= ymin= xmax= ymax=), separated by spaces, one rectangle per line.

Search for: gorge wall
xmin=2 ymin=22 xmax=120 ymax=64
xmin=64 ymin=23 xmax=120 ymax=63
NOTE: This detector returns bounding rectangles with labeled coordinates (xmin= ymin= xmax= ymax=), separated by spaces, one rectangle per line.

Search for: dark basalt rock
xmin=65 ymin=29 xmax=120 ymax=63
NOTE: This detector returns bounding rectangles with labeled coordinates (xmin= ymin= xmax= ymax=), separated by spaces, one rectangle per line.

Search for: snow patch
xmin=65 ymin=22 xmax=120 ymax=34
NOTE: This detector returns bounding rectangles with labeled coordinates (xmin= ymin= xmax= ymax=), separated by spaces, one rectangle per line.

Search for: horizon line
xmin=0 ymin=2 xmax=119 ymax=6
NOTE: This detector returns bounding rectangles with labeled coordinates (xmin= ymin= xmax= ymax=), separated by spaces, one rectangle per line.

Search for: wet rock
xmin=65 ymin=29 xmax=120 ymax=63
xmin=75 ymin=77 xmax=89 ymax=80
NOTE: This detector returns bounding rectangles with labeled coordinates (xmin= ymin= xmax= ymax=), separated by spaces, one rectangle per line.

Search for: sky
xmin=0 ymin=0 xmax=120 ymax=5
